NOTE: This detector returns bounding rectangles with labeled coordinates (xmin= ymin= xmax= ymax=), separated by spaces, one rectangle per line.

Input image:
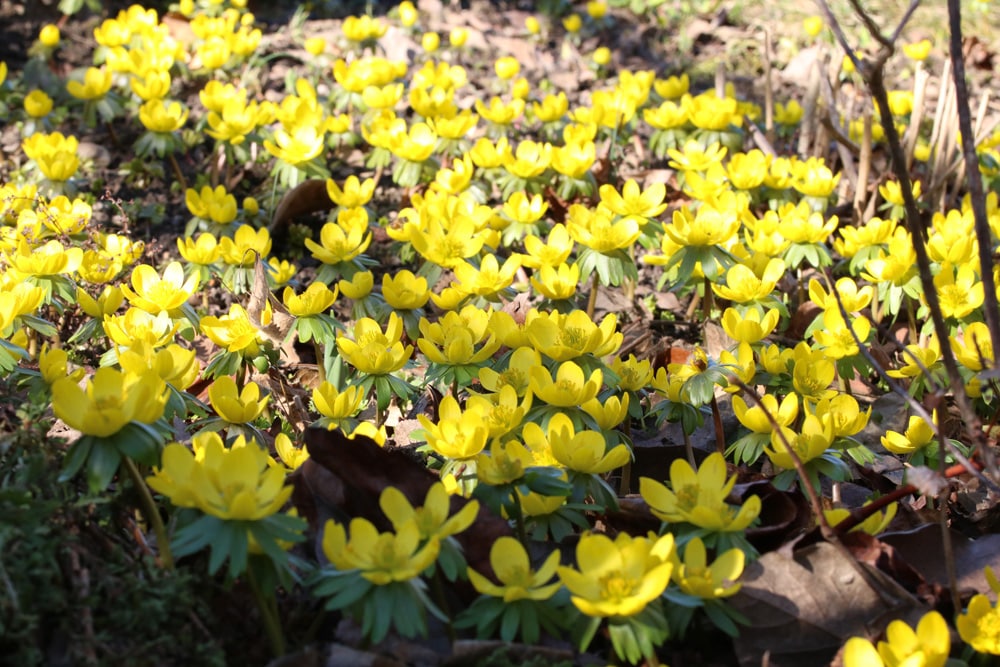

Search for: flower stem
xmin=247 ymin=565 xmax=286 ymax=657
xmin=167 ymin=152 xmax=188 ymax=192
xmin=122 ymin=456 xmax=174 ymax=570
xmin=313 ymin=341 xmax=327 ymax=385
xmin=586 ymin=272 xmax=600 ymax=320
xmin=509 ymin=489 xmax=529 ymax=548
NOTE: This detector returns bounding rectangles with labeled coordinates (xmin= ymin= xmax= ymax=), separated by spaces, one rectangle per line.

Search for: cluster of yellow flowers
xmin=5 ymin=0 xmax=1000 ymax=662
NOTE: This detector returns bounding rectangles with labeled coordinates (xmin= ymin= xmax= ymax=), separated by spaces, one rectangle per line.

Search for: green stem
xmin=430 ymin=571 xmax=457 ymax=645
xmin=586 ymin=272 xmax=600 ymax=320
xmin=702 ymin=275 xmax=714 ymax=322
xmin=247 ymin=565 xmax=286 ymax=657
xmin=709 ymin=394 xmax=726 ymax=455
xmin=122 ymin=456 xmax=174 ymax=570
xmin=313 ymin=341 xmax=327 ymax=385
xmin=509 ymin=489 xmax=529 ymax=548
xmin=167 ymin=152 xmax=188 ymax=192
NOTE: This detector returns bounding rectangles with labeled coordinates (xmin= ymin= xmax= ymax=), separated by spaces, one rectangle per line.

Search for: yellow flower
xmin=824 ymin=501 xmax=897 ymax=536
xmin=263 ymin=124 xmax=325 ymax=165
xmin=842 ymin=611 xmax=950 ymax=667
xmin=468 ymin=536 xmax=562 ymax=602
xmin=24 ymin=90 xmax=54 ymax=118
xmin=546 ymin=413 xmax=630 ymax=474
xmin=208 ymin=376 xmax=270 ymax=424
xmin=421 ymin=32 xmax=440 ymax=52
xmin=200 ymin=303 xmax=265 ymax=356
xmin=121 ymin=261 xmax=198 ymax=315
xmin=732 ymin=393 xmax=798 ymax=434
xmin=466 ymin=385 xmax=531 ymax=439
xmin=934 ymin=262 xmax=984 ymax=320
xmin=21 ymin=132 xmax=80 ymax=182
xmin=398 ymin=1 xmax=418 ymax=27
xmin=673 ymin=537 xmax=743 ymax=599
xmin=903 ymin=39 xmax=932 ymax=62
xmin=339 ymin=270 xmax=374 ymax=300
xmin=476 ymin=439 xmax=533 ymax=485
xmin=791 ymin=157 xmax=840 ymax=199
xmin=322 ymin=516 xmax=439 ymax=585
xmin=452 ymin=254 xmax=521 ymax=300
xmin=531 ymin=262 xmax=580 ymax=301
xmin=326 ymin=175 xmax=375 ymax=209
xmin=39 ymin=24 xmax=60 ymax=47
xmin=148 ymin=433 xmax=292 ymax=521
xmin=802 ymin=15 xmax=823 ymax=38
xmin=39 ymin=346 xmax=84 ymax=385
xmin=205 ymin=96 xmax=265 ymax=145
xmin=721 ymin=307 xmax=780 ymax=344
xmin=383 ymin=270 xmax=430 ymax=310
xmin=812 ymin=310 xmax=872 ymax=359
xmin=526 ymin=309 xmax=621 ymax=362
xmin=881 ymin=415 xmax=935 ymax=456
xmin=766 ymin=413 xmax=834 ymax=469
xmin=611 ymin=354 xmax=654 ymax=392
xmin=522 ymin=224 xmax=574 ymax=269
xmin=807 ymin=277 xmax=873 ymax=313
xmin=566 ymin=204 xmax=640 ymax=253
xmin=713 ymin=258 xmax=785 ymax=304
xmin=667 ymin=140 xmax=727 ymax=172
xmin=304 ymin=36 xmax=326 ymax=56
xmin=774 ymin=100 xmax=804 ymax=125
xmin=951 ymin=321 xmax=994 ymax=372
xmin=117 ymin=342 xmax=200 ymax=391
xmin=130 ymin=70 xmax=172 ymax=101
xmin=557 ymin=531 xmax=675 ymax=618
xmin=640 ymin=453 xmax=761 ymax=531
xmin=479 ymin=346 xmax=540 ymax=396
xmin=218 ymin=225 xmax=272 ymax=266
xmin=417 ymin=305 xmax=499 ymax=366
xmin=186 ymin=185 xmax=238 ymax=224
xmin=138 ymin=99 xmax=188 ymax=133
xmin=282 ymin=282 xmax=337 ymax=316
xmin=662 ymin=195 xmax=741 ymax=248
xmin=342 ymin=14 xmax=388 ymax=43
xmin=529 ymin=361 xmax=602 ymax=407
xmin=813 ymin=394 xmax=870 ymax=438
xmin=562 ymin=13 xmax=582 ymax=33
xmin=418 ymin=394 xmax=489 ymax=460
xmin=525 ymin=16 xmax=541 ymax=34
xmin=312 ymin=382 xmax=364 ymax=423
xmin=52 ymin=368 xmax=167 ymax=437
xmin=275 ymin=432 xmax=309 ymax=470
xmin=654 ymin=73 xmax=689 ymax=99
xmin=104 ymin=308 xmax=178 ymax=349
xmin=337 ymin=313 xmax=413 ymax=375
xmin=177 ymin=233 xmax=221 ymax=266
xmin=66 ymin=67 xmax=112 ymax=100
xmin=6 ymin=238 xmax=82 ymax=277
xmin=379 ymin=481 xmax=478 ymax=541
xmin=791 ymin=341 xmax=837 ymax=400
xmin=449 ymin=27 xmax=468 ymax=47
xmin=958 ymin=594 xmax=1000 ymax=655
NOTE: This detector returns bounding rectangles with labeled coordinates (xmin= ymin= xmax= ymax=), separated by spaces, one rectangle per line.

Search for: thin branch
xmin=948 ymin=0 xmax=1000 ymax=480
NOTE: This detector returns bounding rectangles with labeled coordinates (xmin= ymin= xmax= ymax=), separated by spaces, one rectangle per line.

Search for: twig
xmin=730 ymin=379 xmax=834 ymax=537
xmin=947 ymin=0 xmax=1000 ymax=480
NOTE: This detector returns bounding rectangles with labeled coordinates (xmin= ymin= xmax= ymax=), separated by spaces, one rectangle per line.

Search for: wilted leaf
xmin=269 ymin=178 xmax=333 ymax=233
xmin=729 ymin=541 xmax=926 ymax=667
xmin=883 ymin=525 xmax=1000 ymax=600
xmin=293 ymin=428 xmax=512 ymax=579
xmin=246 ymin=256 xmax=295 ymax=347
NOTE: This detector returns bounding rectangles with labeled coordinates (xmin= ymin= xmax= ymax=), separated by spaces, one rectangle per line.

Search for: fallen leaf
xmin=729 ymin=541 xmax=926 ymax=667
xmin=268 ymin=178 xmax=333 ymax=233
xmin=293 ymin=428 xmax=512 ymax=580
xmin=246 ymin=256 xmax=295 ymax=347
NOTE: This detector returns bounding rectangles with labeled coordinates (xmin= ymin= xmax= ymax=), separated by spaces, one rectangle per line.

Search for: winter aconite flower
xmin=842 ymin=610 xmax=949 ymax=667
xmin=640 ymin=453 xmax=760 ymax=533
xmin=52 ymin=368 xmax=167 ymax=438
xmin=468 ymin=536 xmax=561 ymax=602
xmin=958 ymin=592 xmax=1000 ymax=655
xmin=557 ymin=531 xmax=675 ymax=618
xmin=148 ymin=432 xmax=292 ymax=522
xmin=208 ymin=376 xmax=270 ymax=425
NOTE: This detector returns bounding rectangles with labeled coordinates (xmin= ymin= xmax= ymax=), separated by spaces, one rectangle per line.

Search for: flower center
xmin=599 ymin=571 xmax=636 ymax=602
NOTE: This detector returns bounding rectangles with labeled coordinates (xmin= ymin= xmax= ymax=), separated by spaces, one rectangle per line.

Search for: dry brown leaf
xmin=268 ymin=178 xmax=333 ymax=233
xmin=246 ymin=256 xmax=295 ymax=347
xmin=729 ymin=541 xmax=926 ymax=667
